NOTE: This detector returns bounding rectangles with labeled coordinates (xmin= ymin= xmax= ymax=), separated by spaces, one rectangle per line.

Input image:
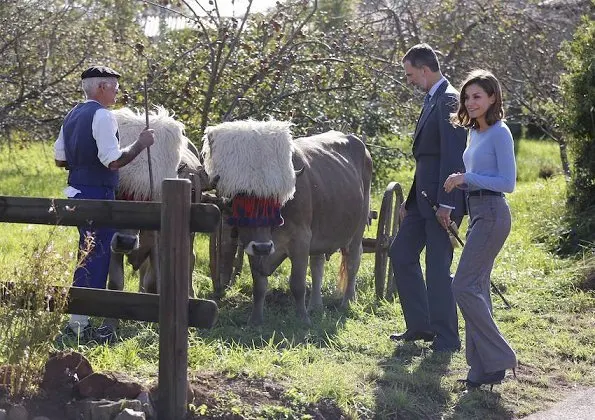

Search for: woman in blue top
xmin=443 ymin=69 xmax=517 ymax=390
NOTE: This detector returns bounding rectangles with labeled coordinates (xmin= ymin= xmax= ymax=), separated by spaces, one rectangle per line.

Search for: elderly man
xmin=54 ymin=65 xmax=154 ymax=342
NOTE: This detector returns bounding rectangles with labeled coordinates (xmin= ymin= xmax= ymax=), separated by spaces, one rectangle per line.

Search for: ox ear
xmin=199 ymin=132 xmax=212 ymax=164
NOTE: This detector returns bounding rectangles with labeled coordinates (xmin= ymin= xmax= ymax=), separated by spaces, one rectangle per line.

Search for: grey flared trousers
xmin=453 ymin=194 xmax=517 ymax=380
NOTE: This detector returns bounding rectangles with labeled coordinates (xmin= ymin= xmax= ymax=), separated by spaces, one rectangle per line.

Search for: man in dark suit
xmin=389 ymin=44 xmax=467 ymax=352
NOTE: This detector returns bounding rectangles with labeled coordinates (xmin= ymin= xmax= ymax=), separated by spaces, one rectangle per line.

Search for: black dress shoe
xmin=458 ymin=370 xmax=506 ymax=391
xmin=389 ymin=329 xmax=435 ymax=342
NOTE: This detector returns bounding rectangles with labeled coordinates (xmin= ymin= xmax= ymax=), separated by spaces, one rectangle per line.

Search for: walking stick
xmin=135 ymin=42 xmax=155 ymax=200
xmin=420 ymin=190 xmax=512 ymax=309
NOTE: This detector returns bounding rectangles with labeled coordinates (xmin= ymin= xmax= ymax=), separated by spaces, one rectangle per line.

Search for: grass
xmin=514 ymin=138 xmax=564 ymax=182
xmin=0 ymin=138 xmax=593 ymax=419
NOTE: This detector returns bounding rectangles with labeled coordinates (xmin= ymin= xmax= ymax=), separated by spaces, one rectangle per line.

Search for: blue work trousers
xmin=71 ymin=185 xmax=116 ymax=289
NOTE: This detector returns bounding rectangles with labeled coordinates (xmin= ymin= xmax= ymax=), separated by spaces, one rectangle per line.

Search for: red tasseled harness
xmin=228 ymin=194 xmax=283 ymax=227
xmin=116 ymin=191 xmax=151 ymax=202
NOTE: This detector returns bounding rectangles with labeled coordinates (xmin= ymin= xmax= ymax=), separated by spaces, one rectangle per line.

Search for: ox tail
xmin=338 ymin=249 xmax=348 ymax=296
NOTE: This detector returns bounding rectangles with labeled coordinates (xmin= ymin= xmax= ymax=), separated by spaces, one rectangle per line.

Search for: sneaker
xmin=59 ymin=324 xmax=97 ymax=345
xmin=96 ymin=324 xmax=118 ymax=344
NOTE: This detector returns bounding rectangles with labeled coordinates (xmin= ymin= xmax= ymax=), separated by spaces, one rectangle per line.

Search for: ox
xmin=107 ymin=107 xmax=201 ymax=297
xmin=202 ymin=121 xmax=372 ymax=325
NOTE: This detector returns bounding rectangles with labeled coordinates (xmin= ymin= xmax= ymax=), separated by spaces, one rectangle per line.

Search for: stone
xmin=75 ymin=371 xmax=145 ymax=399
xmin=114 ymin=408 xmax=146 ymax=419
xmin=7 ymin=404 xmax=27 ymax=420
xmin=75 ymin=372 xmax=116 ymax=398
xmin=66 ymin=398 xmax=143 ymax=420
xmin=105 ymin=377 xmax=144 ymax=400
xmin=41 ymin=351 xmax=93 ymax=395
xmin=136 ymin=391 xmax=156 ymax=419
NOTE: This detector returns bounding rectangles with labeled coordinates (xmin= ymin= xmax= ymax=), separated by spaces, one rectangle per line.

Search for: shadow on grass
xmin=194 ymin=286 xmax=345 ymax=349
xmin=375 ymin=343 xmax=454 ymax=419
xmin=374 ymin=340 xmax=513 ymax=419
xmin=450 ymin=387 xmax=513 ymax=420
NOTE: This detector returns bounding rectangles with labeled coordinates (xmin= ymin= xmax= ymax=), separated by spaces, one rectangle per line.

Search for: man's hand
xmin=435 ymin=206 xmax=452 ymax=230
xmin=138 ymin=128 xmax=155 ymax=147
xmin=108 ymin=128 xmax=155 ymax=170
xmin=399 ymin=202 xmax=407 ymax=220
xmin=55 ymin=159 xmax=68 ymax=169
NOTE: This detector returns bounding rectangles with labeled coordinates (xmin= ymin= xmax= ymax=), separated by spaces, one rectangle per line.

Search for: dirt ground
xmin=187 ymin=372 xmax=345 ymax=419
xmin=1 ymin=371 xmax=346 ymax=419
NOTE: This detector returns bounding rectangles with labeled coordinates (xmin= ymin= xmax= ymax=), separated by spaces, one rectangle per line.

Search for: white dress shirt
xmin=54 ymin=100 xmax=122 ymax=168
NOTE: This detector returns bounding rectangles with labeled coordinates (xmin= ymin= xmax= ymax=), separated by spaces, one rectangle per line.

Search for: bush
xmin=557 ymin=13 xmax=595 ymax=252
xmin=0 ymin=232 xmax=71 ymax=395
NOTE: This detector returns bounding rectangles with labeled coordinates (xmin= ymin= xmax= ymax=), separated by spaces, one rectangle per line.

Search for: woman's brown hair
xmin=451 ymin=69 xmax=504 ymax=129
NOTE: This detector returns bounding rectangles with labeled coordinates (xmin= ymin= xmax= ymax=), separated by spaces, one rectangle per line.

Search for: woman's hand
xmin=444 ymin=172 xmax=465 ymax=193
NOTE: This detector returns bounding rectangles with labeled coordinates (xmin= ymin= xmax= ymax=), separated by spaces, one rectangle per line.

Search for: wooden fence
xmin=0 ymin=178 xmax=220 ymax=419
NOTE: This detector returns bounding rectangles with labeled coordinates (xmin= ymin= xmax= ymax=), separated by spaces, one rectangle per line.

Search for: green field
xmin=0 ymin=138 xmax=593 ymax=419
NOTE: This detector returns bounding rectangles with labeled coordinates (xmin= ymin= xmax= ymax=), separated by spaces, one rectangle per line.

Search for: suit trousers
xmin=452 ymin=195 xmax=517 ymax=379
xmin=71 ymin=184 xmax=116 ymax=289
xmin=389 ymin=201 xmax=461 ymax=350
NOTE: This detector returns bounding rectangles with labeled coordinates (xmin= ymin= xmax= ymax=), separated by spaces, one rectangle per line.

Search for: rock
xmin=66 ymin=398 xmax=143 ymax=420
xmin=93 ymin=400 xmax=143 ymax=420
xmin=105 ymin=377 xmax=144 ymax=400
xmin=136 ymin=391 xmax=156 ymax=419
xmin=114 ymin=408 xmax=146 ymax=419
xmin=75 ymin=371 xmax=145 ymax=399
xmin=7 ymin=404 xmax=27 ymax=420
xmin=141 ymin=402 xmax=156 ymax=420
xmin=41 ymin=351 xmax=93 ymax=395
xmin=75 ymin=372 xmax=116 ymax=398
xmin=136 ymin=391 xmax=151 ymax=405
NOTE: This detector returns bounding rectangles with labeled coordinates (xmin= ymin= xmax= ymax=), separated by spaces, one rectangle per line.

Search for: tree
xmin=357 ymin=0 xmax=589 ymax=177
xmin=140 ymin=1 xmax=404 ymax=139
xmin=0 ymin=0 xmax=146 ymax=143
xmin=136 ymin=0 xmax=412 ymax=185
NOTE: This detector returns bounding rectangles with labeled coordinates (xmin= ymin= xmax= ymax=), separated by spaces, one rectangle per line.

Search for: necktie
xmin=424 ymin=94 xmax=431 ymax=108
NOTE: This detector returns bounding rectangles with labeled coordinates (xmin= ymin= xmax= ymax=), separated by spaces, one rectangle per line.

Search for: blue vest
xmin=63 ymin=102 xmax=119 ymax=188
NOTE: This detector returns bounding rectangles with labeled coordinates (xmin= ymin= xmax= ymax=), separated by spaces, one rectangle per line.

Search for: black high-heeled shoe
xmin=457 ymin=369 xmax=506 ymax=391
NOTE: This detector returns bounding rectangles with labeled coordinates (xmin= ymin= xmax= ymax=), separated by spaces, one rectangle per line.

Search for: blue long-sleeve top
xmin=462 ymin=120 xmax=516 ymax=193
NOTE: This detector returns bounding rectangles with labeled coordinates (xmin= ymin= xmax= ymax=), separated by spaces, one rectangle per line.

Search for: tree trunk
xmin=557 ymin=137 xmax=572 ymax=181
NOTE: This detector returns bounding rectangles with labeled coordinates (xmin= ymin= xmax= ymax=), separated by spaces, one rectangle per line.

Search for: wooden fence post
xmin=158 ymin=178 xmax=191 ymax=419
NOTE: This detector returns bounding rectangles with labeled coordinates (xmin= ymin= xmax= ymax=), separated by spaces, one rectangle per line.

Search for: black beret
xmin=81 ymin=65 xmax=121 ymax=80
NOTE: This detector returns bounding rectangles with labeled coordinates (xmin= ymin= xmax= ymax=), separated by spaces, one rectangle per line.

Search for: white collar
xmin=427 ymin=76 xmax=446 ymax=99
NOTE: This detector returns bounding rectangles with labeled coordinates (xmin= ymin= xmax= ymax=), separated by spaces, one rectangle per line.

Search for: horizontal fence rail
xmin=0 ymin=283 xmax=218 ymax=329
xmin=0 ymin=195 xmax=220 ymax=232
